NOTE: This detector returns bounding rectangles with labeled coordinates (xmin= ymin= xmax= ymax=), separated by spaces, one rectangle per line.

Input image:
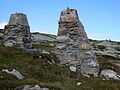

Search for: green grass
xmin=114 ymin=47 xmax=120 ymax=51
xmin=97 ymin=45 xmax=106 ymax=51
xmin=0 ymin=44 xmax=120 ymax=90
xmin=101 ymin=55 xmax=119 ymax=60
xmin=97 ymin=55 xmax=120 ymax=74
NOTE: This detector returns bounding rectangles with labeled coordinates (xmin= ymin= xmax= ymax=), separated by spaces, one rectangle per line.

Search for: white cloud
xmin=0 ymin=22 xmax=7 ymax=29
xmin=88 ymin=33 xmax=111 ymax=40
xmin=31 ymin=30 xmax=50 ymax=34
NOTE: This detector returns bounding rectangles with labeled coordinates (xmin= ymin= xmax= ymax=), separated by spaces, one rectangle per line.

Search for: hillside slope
xmin=0 ymin=33 xmax=120 ymax=90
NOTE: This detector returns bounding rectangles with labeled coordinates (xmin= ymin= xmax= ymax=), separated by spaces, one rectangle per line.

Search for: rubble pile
xmin=3 ymin=13 xmax=32 ymax=48
xmin=55 ymin=8 xmax=99 ymax=77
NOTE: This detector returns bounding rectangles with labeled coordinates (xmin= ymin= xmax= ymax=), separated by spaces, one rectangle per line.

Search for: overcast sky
xmin=0 ymin=0 xmax=120 ymax=41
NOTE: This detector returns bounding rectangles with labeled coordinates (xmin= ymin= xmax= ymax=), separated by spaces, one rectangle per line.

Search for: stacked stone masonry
xmin=3 ymin=13 xmax=32 ymax=48
xmin=55 ymin=9 xmax=99 ymax=77
xmin=1 ymin=9 xmax=99 ymax=77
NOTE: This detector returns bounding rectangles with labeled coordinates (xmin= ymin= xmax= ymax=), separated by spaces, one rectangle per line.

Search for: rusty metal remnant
xmin=59 ymin=9 xmax=79 ymax=23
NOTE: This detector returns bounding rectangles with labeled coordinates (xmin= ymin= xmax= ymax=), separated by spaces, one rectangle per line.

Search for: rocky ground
xmin=90 ymin=39 xmax=120 ymax=68
xmin=0 ymin=33 xmax=120 ymax=90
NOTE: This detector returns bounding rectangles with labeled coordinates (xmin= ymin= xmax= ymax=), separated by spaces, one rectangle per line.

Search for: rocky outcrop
xmin=31 ymin=32 xmax=56 ymax=42
xmin=101 ymin=69 xmax=120 ymax=80
xmin=55 ymin=8 xmax=99 ymax=77
xmin=3 ymin=13 xmax=32 ymax=48
xmin=91 ymin=40 xmax=120 ymax=59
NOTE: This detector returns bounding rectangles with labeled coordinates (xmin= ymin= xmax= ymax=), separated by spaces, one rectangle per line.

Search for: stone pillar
xmin=3 ymin=13 xmax=32 ymax=48
xmin=55 ymin=9 xmax=99 ymax=77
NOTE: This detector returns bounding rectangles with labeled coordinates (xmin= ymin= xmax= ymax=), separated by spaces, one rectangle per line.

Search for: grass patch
xmin=101 ymin=55 xmax=119 ymax=60
xmin=97 ymin=55 xmax=120 ymax=74
xmin=97 ymin=45 xmax=106 ymax=51
xmin=114 ymin=47 xmax=120 ymax=51
xmin=0 ymin=45 xmax=120 ymax=90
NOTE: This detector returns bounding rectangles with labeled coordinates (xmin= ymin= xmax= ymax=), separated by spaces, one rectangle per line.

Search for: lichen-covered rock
xmin=2 ymin=69 xmax=25 ymax=79
xmin=69 ymin=66 xmax=77 ymax=72
xmin=55 ymin=8 xmax=99 ymax=77
xmin=3 ymin=13 xmax=32 ymax=48
xmin=92 ymin=40 xmax=120 ymax=59
xmin=22 ymin=85 xmax=50 ymax=90
xmin=101 ymin=69 xmax=120 ymax=80
xmin=31 ymin=32 xmax=56 ymax=43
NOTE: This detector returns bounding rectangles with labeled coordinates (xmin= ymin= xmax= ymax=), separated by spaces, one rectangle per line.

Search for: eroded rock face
xmin=55 ymin=9 xmax=99 ymax=77
xmin=3 ymin=13 xmax=32 ymax=48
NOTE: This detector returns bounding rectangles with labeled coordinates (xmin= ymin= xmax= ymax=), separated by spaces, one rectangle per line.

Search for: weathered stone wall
xmin=3 ymin=13 xmax=32 ymax=48
xmin=55 ymin=9 xmax=99 ymax=77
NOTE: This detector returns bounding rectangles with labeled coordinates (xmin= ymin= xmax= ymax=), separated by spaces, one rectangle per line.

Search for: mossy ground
xmin=0 ymin=44 xmax=120 ymax=90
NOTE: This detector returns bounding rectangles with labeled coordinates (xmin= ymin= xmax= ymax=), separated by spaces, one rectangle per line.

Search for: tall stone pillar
xmin=55 ymin=9 xmax=99 ymax=77
xmin=3 ymin=13 xmax=32 ymax=48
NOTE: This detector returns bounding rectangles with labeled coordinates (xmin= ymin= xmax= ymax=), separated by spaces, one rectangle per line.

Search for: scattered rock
xmin=0 ymin=76 xmax=3 ymax=79
xmin=42 ymin=88 xmax=50 ymax=90
xmin=31 ymin=32 xmax=56 ymax=44
xmin=22 ymin=85 xmax=41 ymax=90
xmin=69 ymin=66 xmax=77 ymax=72
xmin=114 ymin=61 xmax=120 ymax=67
xmin=22 ymin=85 xmax=50 ymax=90
xmin=92 ymin=40 xmax=120 ymax=59
xmin=2 ymin=69 xmax=25 ymax=79
xmin=22 ymin=85 xmax=30 ymax=90
xmin=77 ymin=82 xmax=82 ymax=86
xmin=34 ymin=85 xmax=41 ymax=90
xmin=101 ymin=69 xmax=120 ymax=80
xmin=42 ymin=50 xmax=50 ymax=54
xmin=21 ymin=48 xmax=50 ymax=54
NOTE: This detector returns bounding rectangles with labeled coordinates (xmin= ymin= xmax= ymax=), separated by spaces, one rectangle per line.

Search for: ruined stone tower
xmin=55 ymin=9 xmax=99 ymax=77
xmin=3 ymin=13 xmax=32 ymax=48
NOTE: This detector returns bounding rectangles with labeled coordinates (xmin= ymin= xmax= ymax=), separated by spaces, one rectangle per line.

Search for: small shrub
xmin=114 ymin=47 xmax=120 ymax=51
xmin=97 ymin=45 xmax=106 ymax=51
xmin=102 ymin=55 xmax=119 ymax=60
